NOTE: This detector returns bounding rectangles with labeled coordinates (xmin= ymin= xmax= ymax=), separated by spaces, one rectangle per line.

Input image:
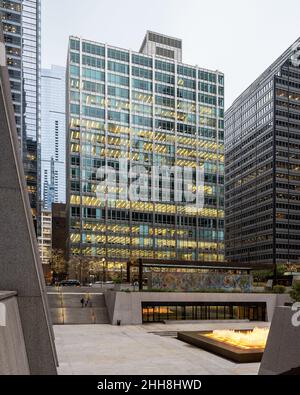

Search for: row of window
xmin=71 ymin=207 xmax=223 ymax=226
xmin=70 ymin=104 xmax=223 ymax=130
xmin=69 ymin=42 xmax=223 ymax=85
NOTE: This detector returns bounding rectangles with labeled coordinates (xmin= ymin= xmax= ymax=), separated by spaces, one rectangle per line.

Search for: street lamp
xmin=102 ymin=257 xmax=106 ymax=284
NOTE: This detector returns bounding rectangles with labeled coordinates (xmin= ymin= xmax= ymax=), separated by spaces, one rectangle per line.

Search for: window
xmin=132 ymin=79 xmax=152 ymax=91
xmin=199 ymin=94 xmax=217 ymax=106
xmin=155 ymin=96 xmax=175 ymax=108
xmin=70 ymin=91 xmax=80 ymax=102
xmin=199 ymin=82 xmax=217 ymax=94
xmin=70 ymin=39 xmax=80 ymax=51
xmin=83 ymin=106 xmax=105 ymax=119
xmin=108 ymin=86 xmax=129 ymax=99
xmin=132 ymin=54 xmax=153 ymax=68
xmin=132 ymin=66 xmax=152 ymax=79
xmin=82 ymin=68 xmax=105 ymax=81
xmin=108 ymin=48 xmax=129 ymax=62
xmin=177 ymin=89 xmax=196 ymax=101
xmin=70 ymin=52 xmax=80 ymax=64
xmin=83 ymin=55 xmax=105 ymax=69
xmin=82 ymin=80 xmax=105 ymax=94
xmin=108 ymin=73 xmax=129 ymax=86
xmin=71 ymin=207 xmax=80 ymax=217
xmin=155 ymin=72 xmax=174 ymax=85
xmin=82 ymin=42 xmax=105 ymax=56
xmin=70 ymin=65 xmax=80 ymax=77
xmin=178 ymin=77 xmax=196 ymax=90
xmin=155 ymin=60 xmax=175 ymax=73
xmin=108 ymin=111 xmax=129 ymax=124
xmin=156 ymin=84 xmax=175 ymax=96
xmin=142 ymin=303 xmax=266 ymax=323
xmin=177 ymin=123 xmax=196 ymax=134
xmin=108 ymin=61 xmax=129 ymax=74
xmin=199 ymin=70 xmax=217 ymax=83
xmin=132 ymin=115 xmax=153 ymax=127
xmin=178 ymin=65 xmax=196 ymax=78
xmin=70 ymin=104 xmax=80 ymax=115
xmin=156 ymin=119 xmax=175 ymax=131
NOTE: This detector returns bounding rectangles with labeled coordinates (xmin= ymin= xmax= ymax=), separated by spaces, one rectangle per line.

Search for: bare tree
xmin=68 ymin=256 xmax=93 ymax=284
xmin=50 ymin=249 xmax=67 ymax=281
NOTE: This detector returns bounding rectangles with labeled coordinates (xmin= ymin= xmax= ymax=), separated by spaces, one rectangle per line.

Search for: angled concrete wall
xmin=259 ymin=306 xmax=300 ymax=375
xmin=0 ymin=27 xmax=57 ymax=375
xmin=0 ymin=292 xmax=30 ymax=375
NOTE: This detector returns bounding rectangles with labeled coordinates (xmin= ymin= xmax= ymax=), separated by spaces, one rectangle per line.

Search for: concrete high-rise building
xmin=41 ymin=65 xmax=66 ymax=210
xmin=0 ymin=0 xmax=41 ymax=230
xmin=225 ymin=38 xmax=300 ymax=272
xmin=67 ymin=32 xmax=225 ymax=272
xmin=38 ymin=210 xmax=52 ymax=266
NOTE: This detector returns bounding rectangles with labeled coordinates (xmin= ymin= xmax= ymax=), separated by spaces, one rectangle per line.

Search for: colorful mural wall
xmin=148 ymin=272 xmax=253 ymax=292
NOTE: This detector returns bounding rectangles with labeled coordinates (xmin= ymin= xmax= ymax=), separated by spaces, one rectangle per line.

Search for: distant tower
xmin=41 ymin=65 xmax=66 ymax=210
xmin=0 ymin=0 xmax=41 ymax=232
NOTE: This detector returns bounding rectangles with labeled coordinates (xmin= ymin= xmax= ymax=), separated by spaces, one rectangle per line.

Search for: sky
xmin=42 ymin=0 xmax=300 ymax=109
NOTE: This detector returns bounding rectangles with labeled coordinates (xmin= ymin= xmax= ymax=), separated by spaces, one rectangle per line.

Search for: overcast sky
xmin=42 ymin=0 xmax=300 ymax=108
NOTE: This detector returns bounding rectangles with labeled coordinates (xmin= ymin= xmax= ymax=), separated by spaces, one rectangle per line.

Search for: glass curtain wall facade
xmin=225 ymin=38 xmax=300 ymax=268
xmin=67 ymin=34 xmax=225 ymax=272
xmin=0 ymin=0 xmax=41 ymax=230
xmin=41 ymin=65 xmax=66 ymax=210
xmin=142 ymin=302 xmax=267 ymax=323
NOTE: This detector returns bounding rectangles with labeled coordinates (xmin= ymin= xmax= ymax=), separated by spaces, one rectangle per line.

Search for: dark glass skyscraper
xmin=225 ymin=38 xmax=300 ymax=270
xmin=0 ymin=0 xmax=41 ymax=230
xmin=66 ymin=32 xmax=225 ymax=272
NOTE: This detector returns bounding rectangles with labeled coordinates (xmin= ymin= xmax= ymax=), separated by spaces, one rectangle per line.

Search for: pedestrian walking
xmin=80 ymin=298 xmax=85 ymax=308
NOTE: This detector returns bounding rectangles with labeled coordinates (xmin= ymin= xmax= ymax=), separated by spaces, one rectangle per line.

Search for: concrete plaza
xmin=55 ymin=322 xmax=270 ymax=375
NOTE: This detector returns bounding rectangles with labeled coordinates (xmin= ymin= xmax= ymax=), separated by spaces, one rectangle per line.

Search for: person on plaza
xmin=85 ymin=297 xmax=90 ymax=307
xmin=80 ymin=298 xmax=85 ymax=308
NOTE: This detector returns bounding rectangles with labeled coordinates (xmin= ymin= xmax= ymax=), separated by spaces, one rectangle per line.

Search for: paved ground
xmin=55 ymin=321 xmax=270 ymax=375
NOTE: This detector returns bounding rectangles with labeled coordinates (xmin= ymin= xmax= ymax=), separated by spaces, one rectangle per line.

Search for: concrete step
xmin=149 ymin=331 xmax=178 ymax=337
xmin=51 ymin=307 xmax=109 ymax=325
xmin=48 ymin=293 xmax=106 ymax=308
xmin=48 ymin=293 xmax=110 ymax=325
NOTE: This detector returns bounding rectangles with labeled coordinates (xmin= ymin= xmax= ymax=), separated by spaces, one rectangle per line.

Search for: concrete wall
xmin=106 ymin=291 xmax=291 ymax=325
xmin=260 ymin=306 xmax=300 ymax=375
xmin=0 ymin=292 xmax=30 ymax=375
xmin=105 ymin=290 xmax=117 ymax=324
xmin=0 ymin=38 xmax=58 ymax=375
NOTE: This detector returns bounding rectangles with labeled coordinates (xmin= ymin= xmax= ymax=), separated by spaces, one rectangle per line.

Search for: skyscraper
xmin=67 ymin=32 xmax=225 ymax=272
xmin=41 ymin=65 xmax=66 ymax=210
xmin=0 ymin=0 xmax=41 ymax=229
xmin=225 ymin=38 xmax=300 ymax=272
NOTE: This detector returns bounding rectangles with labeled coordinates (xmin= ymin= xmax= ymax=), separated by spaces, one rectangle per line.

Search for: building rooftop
xmin=69 ymin=33 xmax=223 ymax=75
xmin=227 ymin=36 xmax=300 ymax=112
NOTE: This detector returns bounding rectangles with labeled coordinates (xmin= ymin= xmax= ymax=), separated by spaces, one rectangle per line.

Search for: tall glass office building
xmin=0 ymin=0 xmax=41 ymax=229
xmin=41 ymin=65 xmax=66 ymax=210
xmin=67 ymin=31 xmax=225 ymax=271
xmin=225 ymin=38 xmax=300 ymax=269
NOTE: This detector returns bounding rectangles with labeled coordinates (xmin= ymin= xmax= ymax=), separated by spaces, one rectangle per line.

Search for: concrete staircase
xmin=48 ymin=293 xmax=110 ymax=325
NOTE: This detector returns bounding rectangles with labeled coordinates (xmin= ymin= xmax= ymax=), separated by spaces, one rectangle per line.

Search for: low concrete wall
xmin=106 ymin=291 xmax=291 ymax=325
xmin=0 ymin=292 xmax=30 ymax=375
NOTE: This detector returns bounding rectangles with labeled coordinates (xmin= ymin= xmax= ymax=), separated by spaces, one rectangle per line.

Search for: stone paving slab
xmin=54 ymin=322 xmax=266 ymax=375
